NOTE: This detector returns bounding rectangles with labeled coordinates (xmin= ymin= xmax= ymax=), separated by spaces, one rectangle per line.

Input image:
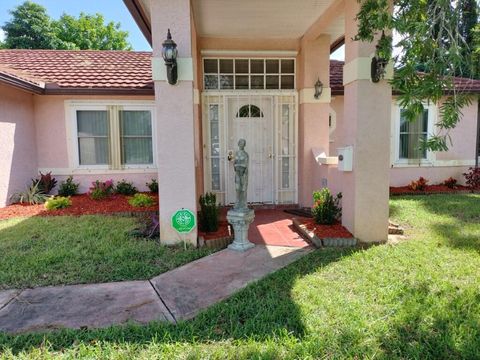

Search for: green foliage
xmin=128 ymin=193 xmax=155 ymax=208
xmin=44 ymin=196 xmax=72 ymax=210
xmin=88 ymin=180 xmax=114 ymax=200
xmin=1 ymin=1 xmax=131 ymax=50
xmin=52 ymin=12 xmax=131 ymax=50
xmin=312 ymin=188 xmax=342 ymax=225
xmin=146 ymin=179 xmax=158 ymax=193
xmin=11 ymin=181 xmax=48 ymax=205
xmin=2 ymin=1 xmax=58 ymax=49
xmin=57 ymin=176 xmax=79 ymax=197
xmin=115 ymin=179 xmax=138 ymax=196
xmin=32 ymin=171 xmax=57 ymax=194
xmin=198 ymin=192 xmax=220 ymax=232
xmin=355 ymin=0 xmax=479 ymax=152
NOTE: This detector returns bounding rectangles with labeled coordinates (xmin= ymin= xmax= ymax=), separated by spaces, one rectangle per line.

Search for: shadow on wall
xmin=0 ymin=85 xmax=37 ymax=207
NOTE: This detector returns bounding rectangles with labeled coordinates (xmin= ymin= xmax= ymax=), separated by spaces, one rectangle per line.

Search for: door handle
xmin=227 ymin=150 xmax=234 ymax=161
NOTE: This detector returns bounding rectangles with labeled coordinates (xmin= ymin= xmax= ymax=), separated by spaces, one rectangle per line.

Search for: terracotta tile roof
xmin=0 ymin=49 xmax=153 ymax=93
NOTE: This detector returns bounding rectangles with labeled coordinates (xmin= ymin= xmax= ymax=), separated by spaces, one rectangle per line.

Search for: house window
xmin=203 ymin=58 xmax=295 ymax=90
xmin=399 ymin=109 xmax=429 ymax=160
xmin=77 ymin=110 xmax=109 ymax=165
xmin=72 ymin=103 xmax=155 ymax=169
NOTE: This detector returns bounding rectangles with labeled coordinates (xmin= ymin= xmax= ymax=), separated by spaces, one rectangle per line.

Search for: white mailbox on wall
xmin=337 ymin=146 xmax=353 ymax=172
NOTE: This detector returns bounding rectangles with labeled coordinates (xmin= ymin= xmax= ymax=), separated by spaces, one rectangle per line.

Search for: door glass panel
xmin=266 ymin=75 xmax=279 ymax=89
xmin=204 ymin=59 xmax=218 ymax=73
xmin=235 ymin=75 xmax=249 ymax=89
xmin=219 ymin=59 xmax=233 ymax=73
xmin=220 ymin=75 xmax=234 ymax=89
xmin=235 ymin=59 xmax=249 ymax=73
xmin=281 ymin=75 xmax=295 ymax=89
xmin=250 ymin=75 xmax=264 ymax=89
xmin=281 ymin=59 xmax=295 ymax=73
xmin=204 ymin=75 xmax=219 ymax=89
xmin=266 ymin=59 xmax=279 ymax=73
xmin=250 ymin=59 xmax=264 ymax=73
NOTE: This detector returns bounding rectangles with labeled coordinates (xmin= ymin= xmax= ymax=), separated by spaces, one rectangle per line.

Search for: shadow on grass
xmin=0 ymin=248 xmax=357 ymax=354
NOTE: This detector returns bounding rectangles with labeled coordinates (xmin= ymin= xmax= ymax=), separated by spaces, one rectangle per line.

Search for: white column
xmin=151 ymin=0 xmax=197 ymax=245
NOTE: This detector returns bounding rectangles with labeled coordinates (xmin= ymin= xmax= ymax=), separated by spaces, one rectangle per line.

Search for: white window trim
xmin=391 ymin=101 xmax=436 ymax=167
xmin=65 ymin=100 xmax=157 ymax=173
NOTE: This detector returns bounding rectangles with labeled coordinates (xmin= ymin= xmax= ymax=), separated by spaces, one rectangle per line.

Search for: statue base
xmin=227 ymin=208 xmax=255 ymax=252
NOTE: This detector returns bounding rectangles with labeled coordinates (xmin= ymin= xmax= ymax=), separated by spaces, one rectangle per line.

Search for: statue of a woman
xmin=233 ymin=138 xmax=249 ymax=211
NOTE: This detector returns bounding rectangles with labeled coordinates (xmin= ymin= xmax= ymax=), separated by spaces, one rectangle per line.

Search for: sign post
xmin=171 ymin=208 xmax=196 ymax=249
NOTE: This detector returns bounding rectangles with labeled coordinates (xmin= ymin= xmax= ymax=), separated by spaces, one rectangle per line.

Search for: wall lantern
xmin=371 ymin=32 xmax=389 ymax=83
xmin=314 ymin=78 xmax=323 ymax=99
xmin=162 ymin=29 xmax=178 ymax=85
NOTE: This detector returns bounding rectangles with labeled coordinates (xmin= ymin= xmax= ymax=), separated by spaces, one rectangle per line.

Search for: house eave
xmin=0 ymin=73 xmax=44 ymax=94
xmin=123 ymin=0 xmax=152 ymax=46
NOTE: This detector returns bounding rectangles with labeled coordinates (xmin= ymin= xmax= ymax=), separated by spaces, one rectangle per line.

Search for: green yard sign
xmin=171 ymin=208 xmax=196 ymax=234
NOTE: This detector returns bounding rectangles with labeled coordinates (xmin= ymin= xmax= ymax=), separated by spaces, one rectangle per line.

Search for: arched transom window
xmin=236 ymin=105 xmax=263 ymax=118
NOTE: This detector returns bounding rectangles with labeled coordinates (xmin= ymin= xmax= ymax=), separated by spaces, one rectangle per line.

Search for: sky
xmin=0 ymin=0 xmax=151 ymax=50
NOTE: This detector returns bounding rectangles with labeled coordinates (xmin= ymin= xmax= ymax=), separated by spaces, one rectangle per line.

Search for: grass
xmin=1 ymin=194 xmax=479 ymax=359
xmin=0 ymin=215 xmax=214 ymax=289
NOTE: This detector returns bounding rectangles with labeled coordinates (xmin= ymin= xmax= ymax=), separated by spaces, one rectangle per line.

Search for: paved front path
xmin=0 ymin=245 xmax=312 ymax=334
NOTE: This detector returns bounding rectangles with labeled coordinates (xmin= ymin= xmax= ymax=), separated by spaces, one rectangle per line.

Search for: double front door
xmin=226 ymin=96 xmax=274 ymax=204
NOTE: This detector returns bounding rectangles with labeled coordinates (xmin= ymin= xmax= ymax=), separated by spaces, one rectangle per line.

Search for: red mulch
xmin=390 ymin=184 xmax=471 ymax=195
xmin=0 ymin=193 xmax=159 ymax=220
xmin=198 ymin=221 xmax=232 ymax=240
xmin=301 ymin=218 xmax=353 ymax=239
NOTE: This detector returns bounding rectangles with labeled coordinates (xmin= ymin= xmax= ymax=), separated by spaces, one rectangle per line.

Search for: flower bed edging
xmin=198 ymin=221 xmax=233 ymax=249
xmin=292 ymin=218 xmax=357 ymax=248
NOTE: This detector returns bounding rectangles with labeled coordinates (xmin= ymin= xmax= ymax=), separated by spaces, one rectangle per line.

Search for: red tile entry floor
xmin=240 ymin=209 xmax=311 ymax=248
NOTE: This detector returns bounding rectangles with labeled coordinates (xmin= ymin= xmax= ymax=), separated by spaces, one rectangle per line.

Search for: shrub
xmin=44 ymin=196 xmax=72 ymax=210
xmin=409 ymin=177 xmax=429 ymax=191
xmin=89 ymin=180 xmax=114 ymax=200
xmin=443 ymin=177 xmax=458 ymax=189
xmin=11 ymin=182 xmax=48 ymax=205
xmin=312 ymin=188 xmax=342 ymax=225
xmin=130 ymin=214 xmax=159 ymax=238
xmin=115 ymin=179 xmax=138 ymax=195
xmin=146 ymin=179 xmax=158 ymax=193
xmin=464 ymin=167 xmax=480 ymax=189
xmin=32 ymin=171 xmax=57 ymax=194
xmin=128 ymin=193 xmax=155 ymax=207
xmin=57 ymin=176 xmax=79 ymax=196
xmin=199 ymin=192 xmax=219 ymax=232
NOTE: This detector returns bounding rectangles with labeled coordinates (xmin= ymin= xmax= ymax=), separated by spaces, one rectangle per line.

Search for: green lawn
xmin=0 ymin=215 xmax=213 ymax=289
xmin=1 ymin=194 xmax=480 ymax=359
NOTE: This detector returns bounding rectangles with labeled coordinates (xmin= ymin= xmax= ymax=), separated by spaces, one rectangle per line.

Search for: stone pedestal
xmin=227 ymin=208 xmax=255 ymax=251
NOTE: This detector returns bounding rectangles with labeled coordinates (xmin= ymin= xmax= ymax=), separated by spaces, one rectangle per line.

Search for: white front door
xmin=226 ymin=96 xmax=274 ymax=204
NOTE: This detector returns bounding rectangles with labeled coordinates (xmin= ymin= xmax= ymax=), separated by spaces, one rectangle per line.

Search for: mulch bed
xmin=301 ymin=218 xmax=353 ymax=239
xmin=390 ymin=184 xmax=474 ymax=196
xmin=198 ymin=221 xmax=232 ymax=241
xmin=0 ymin=193 xmax=159 ymax=220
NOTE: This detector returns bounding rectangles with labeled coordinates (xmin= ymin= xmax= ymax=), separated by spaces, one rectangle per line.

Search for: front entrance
xmin=226 ymin=97 xmax=274 ymax=204
xmin=203 ymin=92 xmax=298 ymax=205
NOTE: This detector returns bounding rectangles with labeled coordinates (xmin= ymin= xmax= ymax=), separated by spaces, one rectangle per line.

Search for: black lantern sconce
xmin=162 ymin=29 xmax=178 ymax=85
xmin=314 ymin=78 xmax=323 ymax=99
xmin=371 ymin=32 xmax=389 ymax=83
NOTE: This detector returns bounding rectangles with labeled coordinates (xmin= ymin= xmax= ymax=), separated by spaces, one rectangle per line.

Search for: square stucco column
xmin=341 ymin=0 xmax=391 ymax=243
xmin=151 ymin=0 xmax=197 ymax=245
xmin=298 ymin=35 xmax=331 ymax=206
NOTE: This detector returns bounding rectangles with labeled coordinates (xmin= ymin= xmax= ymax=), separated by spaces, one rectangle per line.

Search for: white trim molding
xmin=299 ymin=87 xmax=331 ymax=104
xmin=38 ymin=168 xmax=158 ymax=176
xmin=152 ymin=57 xmax=194 ymax=81
xmin=391 ymin=160 xmax=475 ymax=168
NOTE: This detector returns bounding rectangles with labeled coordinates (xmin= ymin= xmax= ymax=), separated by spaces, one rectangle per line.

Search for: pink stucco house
xmin=1 ymin=0 xmax=479 ymax=245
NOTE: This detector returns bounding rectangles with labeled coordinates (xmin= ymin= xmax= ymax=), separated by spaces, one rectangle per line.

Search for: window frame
xmin=392 ymin=102 xmax=436 ymax=166
xmin=66 ymin=100 xmax=157 ymax=171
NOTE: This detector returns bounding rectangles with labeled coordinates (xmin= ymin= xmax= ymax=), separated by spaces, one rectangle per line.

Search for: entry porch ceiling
xmin=191 ymin=0 xmax=344 ymax=41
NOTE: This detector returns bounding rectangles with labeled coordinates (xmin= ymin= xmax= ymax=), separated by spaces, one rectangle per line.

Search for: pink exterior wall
xmin=331 ymin=96 xmax=478 ymax=187
xmin=0 ymin=84 xmax=37 ymax=206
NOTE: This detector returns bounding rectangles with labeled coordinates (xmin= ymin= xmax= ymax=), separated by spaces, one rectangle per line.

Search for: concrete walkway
xmin=0 ymin=245 xmax=312 ymax=334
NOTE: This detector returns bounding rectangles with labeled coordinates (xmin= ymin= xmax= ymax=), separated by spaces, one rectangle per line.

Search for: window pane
xmin=120 ymin=111 xmax=152 ymax=136
xmin=211 ymin=158 xmax=220 ymax=191
xmin=281 ymin=59 xmax=295 ymax=73
xmin=281 ymin=75 xmax=294 ymax=89
xmin=77 ymin=111 xmax=108 ymax=136
xmin=235 ymin=59 xmax=248 ymax=73
xmin=204 ymin=75 xmax=219 ymax=89
xmin=266 ymin=59 xmax=279 ymax=73
xmin=78 ymin=137 xmax=109 ymax=165
xmin=219 ymin=59 xmax=233 ymax=73
xmin=122 ymin=138 xmax=153 ymax=164
xmin=250 ymin=75 xmax=264 ymax=89
xmin=204 ymin=59 xmax=218 ymax=73
xmin=399 ymin=134 xmax=426 ymax=159
xmin=266 ymin=75 xmax=279 ymax=89
xmin=235 ymin=75 xmax=249 ymax=89
xmin=250 ymin=59 xmax=264 ymax=73
xmin=220 ymin=75 xmax=234 ymax=89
